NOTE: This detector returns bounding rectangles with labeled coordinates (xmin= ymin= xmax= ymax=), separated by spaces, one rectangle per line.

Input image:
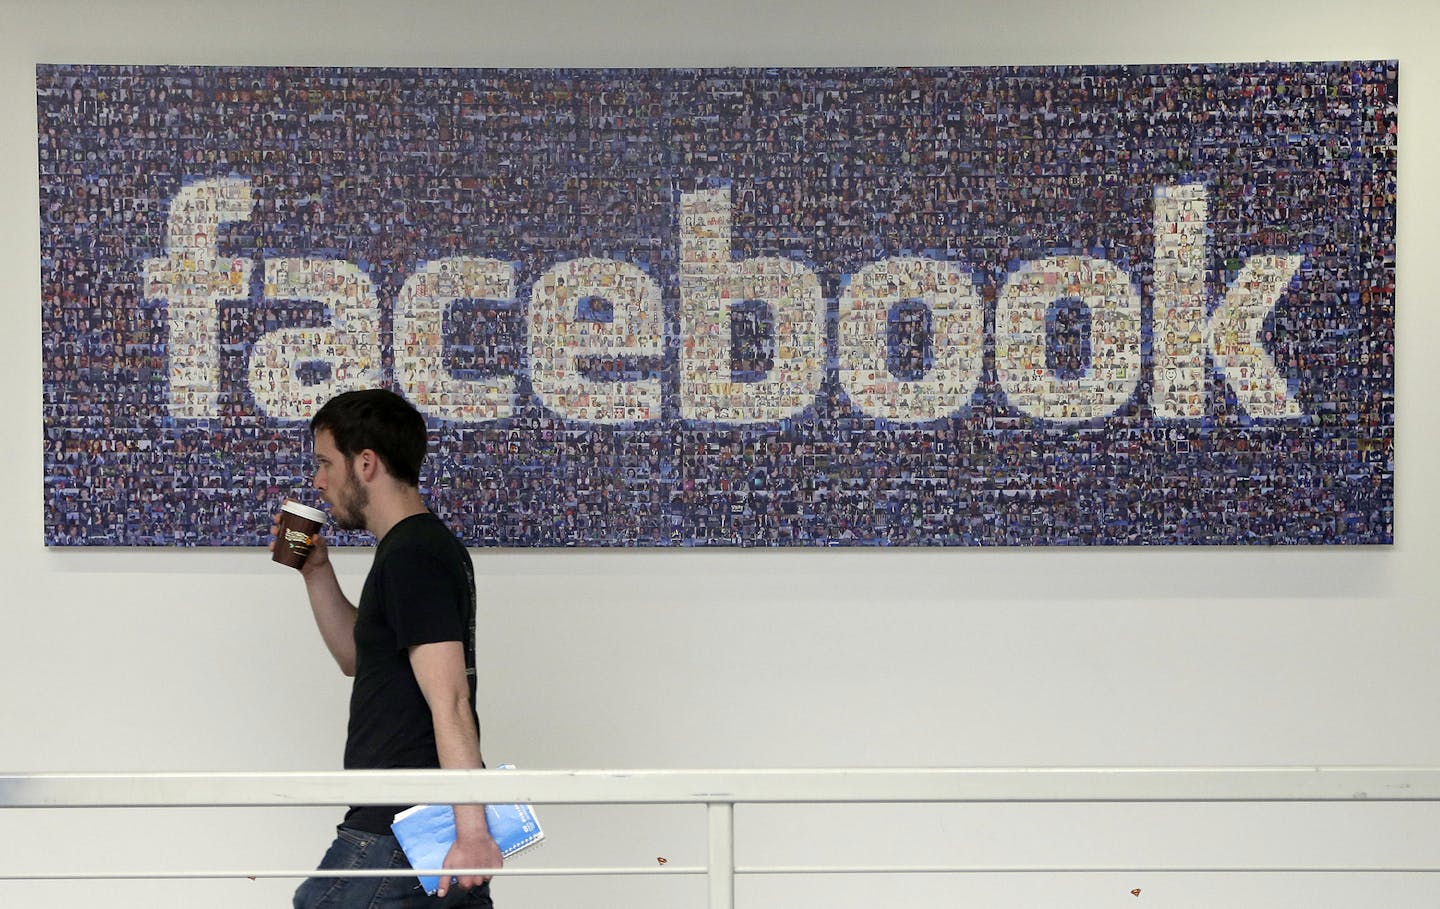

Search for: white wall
xmin=2 ymin=1 xmax=1437 ymax=906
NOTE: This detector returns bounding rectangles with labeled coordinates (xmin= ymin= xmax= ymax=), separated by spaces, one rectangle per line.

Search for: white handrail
xmin=4 ymin=766 xmax=1439 ymax=807
xmin=4 ymin=767 xmax=1440 ymax=909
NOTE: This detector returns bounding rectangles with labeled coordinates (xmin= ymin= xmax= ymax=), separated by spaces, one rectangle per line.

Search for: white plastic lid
xmin=280 ymin=500 xmax=328 ymax=524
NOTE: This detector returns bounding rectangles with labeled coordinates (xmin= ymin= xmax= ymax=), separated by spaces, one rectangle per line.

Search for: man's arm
xmin=300 ymin=535 xmax=359 ymax=675
xmin=272 ymin=513 xmax=357 ymax=675
xmin=410 ymin=640 xmax=502 ymax=897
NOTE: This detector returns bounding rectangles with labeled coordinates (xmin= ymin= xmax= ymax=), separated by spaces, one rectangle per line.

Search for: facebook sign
xmin=39 ymin=62 xmax=1396 ymax=546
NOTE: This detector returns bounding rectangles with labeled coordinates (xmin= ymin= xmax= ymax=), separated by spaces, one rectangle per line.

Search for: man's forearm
xmin=411 ymin=641 xmax=498 ymax=846
xmin=303 ymin=562 xmax=358 ymax=675
xmin=410 ymin=641 xmax=503 ymax=895
xmin=433 ymin=699 xmax=495 ymax=843
xmin=453 ymin=803 xmax=493 ymax=846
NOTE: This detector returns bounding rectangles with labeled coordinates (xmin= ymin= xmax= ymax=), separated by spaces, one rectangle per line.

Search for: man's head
xmin=309 ymin=389 xmax=427 ymax=530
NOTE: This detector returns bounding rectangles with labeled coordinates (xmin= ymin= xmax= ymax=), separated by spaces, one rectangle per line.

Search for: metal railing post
xmin=707 ymin=801 xmax=735 ymax=909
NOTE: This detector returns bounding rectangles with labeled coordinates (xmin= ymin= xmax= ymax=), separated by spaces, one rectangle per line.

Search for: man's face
xmin=312 ymin=428 xmax=369 ymax=532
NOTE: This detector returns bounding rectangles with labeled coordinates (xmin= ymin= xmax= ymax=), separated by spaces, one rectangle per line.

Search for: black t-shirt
xmin=342 ymin=512 xmax=478 ymax=833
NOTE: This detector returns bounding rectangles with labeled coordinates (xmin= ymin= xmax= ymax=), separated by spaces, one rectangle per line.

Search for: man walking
xmin=281 ymin=388 xmax=500 ymax=908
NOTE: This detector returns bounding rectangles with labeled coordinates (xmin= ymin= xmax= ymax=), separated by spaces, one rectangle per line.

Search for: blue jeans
xmin=294 ymin=826 xmax=495 ymax=908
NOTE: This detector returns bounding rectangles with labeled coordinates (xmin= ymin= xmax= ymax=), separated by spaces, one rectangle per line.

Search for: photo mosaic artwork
xmin=38 ymin=62 xmax=1396 ymax=547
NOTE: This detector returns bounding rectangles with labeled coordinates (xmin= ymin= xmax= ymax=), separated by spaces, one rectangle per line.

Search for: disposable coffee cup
xmin=273 ymin=501 xmax=327 ymax=569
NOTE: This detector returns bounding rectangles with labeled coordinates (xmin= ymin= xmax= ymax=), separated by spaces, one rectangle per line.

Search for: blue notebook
xmin=391 ymin=769 xmax=544 ymax=895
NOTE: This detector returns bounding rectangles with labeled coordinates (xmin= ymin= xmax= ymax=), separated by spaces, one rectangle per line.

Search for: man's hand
xmin=296 ymin=529 xmax=331 ymax=577
xmin=437 ymin=831 xmax=503 ymax=897
xmin=269 ymin=501 xmax=331 ymax=577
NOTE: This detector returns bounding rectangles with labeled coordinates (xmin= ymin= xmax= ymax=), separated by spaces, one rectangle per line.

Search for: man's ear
xmin=354 ymin=448 xmax=382 ymax=482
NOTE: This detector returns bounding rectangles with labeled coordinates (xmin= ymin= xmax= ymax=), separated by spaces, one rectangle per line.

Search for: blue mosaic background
xmin=39 ymin=63 xmax=1396 ymax=546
